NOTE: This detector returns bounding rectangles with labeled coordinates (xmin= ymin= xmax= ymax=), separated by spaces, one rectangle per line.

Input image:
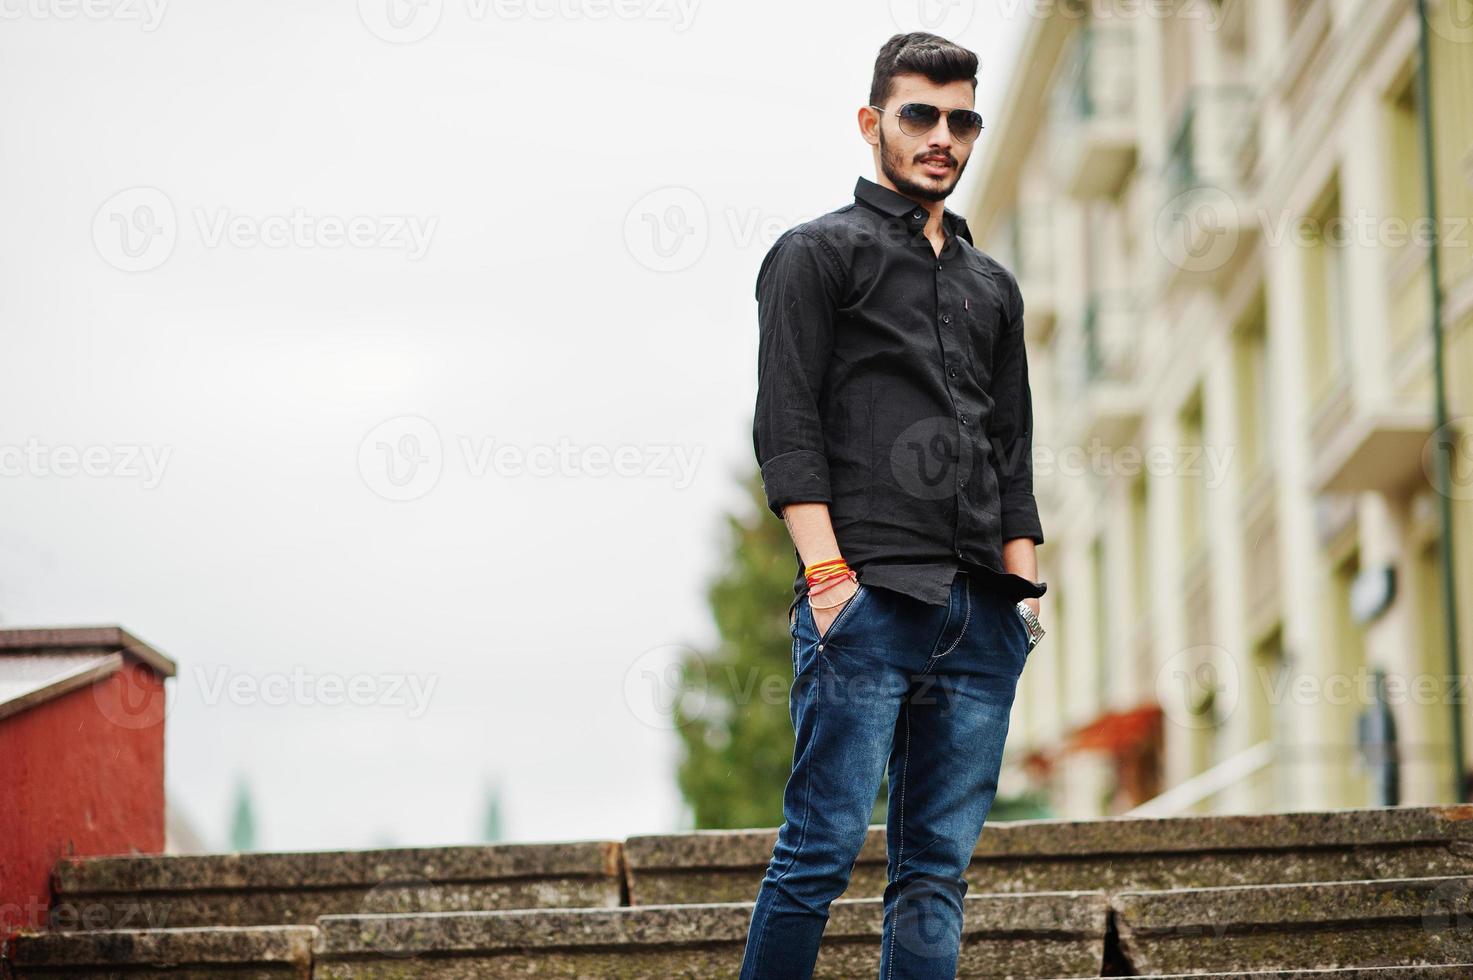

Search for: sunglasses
xmin=868 ymin=102 xmax=984 ymax=143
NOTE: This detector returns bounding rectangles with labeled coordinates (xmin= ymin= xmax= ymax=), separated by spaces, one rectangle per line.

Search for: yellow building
xmin=967 ymin=0 xmax=1473 ymax=817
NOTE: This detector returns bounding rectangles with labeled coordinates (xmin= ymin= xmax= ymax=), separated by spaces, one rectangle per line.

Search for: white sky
xmin=0 ymin=0 xmax=1028 ymax=851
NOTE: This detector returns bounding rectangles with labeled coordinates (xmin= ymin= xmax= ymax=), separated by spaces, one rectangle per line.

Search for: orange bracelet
xmin=804 ymin=558 xmax=851 ymax=589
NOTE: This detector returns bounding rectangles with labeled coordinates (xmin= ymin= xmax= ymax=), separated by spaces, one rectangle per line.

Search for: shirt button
xmin=912 ymin=210 xmax=923 ymax=219
xmin=941 ymin=314 xmax=952 ymax=324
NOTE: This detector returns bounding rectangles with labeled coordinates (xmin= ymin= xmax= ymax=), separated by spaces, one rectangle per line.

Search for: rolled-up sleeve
xmin=988 ymin=272 xmax=1045 ymax=544
xmin=752 ymin=229 xmax=844 ymax=520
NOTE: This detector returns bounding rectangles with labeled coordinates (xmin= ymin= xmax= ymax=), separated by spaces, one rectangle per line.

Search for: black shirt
xmin=753 ymin=176 xmax=1048 ymax=608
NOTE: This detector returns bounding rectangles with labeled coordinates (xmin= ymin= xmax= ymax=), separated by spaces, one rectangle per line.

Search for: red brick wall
xmin=0 ymin=661 xmax=166 ymax=942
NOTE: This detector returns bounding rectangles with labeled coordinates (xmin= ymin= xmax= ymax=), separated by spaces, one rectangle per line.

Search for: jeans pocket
xmin=813 ymin=583 xmax=869 ymax=646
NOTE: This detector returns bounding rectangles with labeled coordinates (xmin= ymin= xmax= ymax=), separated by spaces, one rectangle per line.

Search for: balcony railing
xmin=1002 ymin=201 xmax=1055 ymax=288
xmin=1047 ymin=21 xmax=1138 ymax=198
xmin=1163 ymin=84 xmax=1259 ymax=206
xmin=1053 ymin=21 xmax=1135 ymax=124
xmin=1053 ymin=291 xmax=1140 ymax=403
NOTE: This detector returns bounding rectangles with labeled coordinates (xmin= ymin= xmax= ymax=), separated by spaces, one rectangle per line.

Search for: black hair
xmin=868 ymin=32 xmax=979 ymax=109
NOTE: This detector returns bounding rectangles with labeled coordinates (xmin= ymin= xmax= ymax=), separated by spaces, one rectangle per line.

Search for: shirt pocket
xmin=958 ymin=291 xmax=1005 ymax=387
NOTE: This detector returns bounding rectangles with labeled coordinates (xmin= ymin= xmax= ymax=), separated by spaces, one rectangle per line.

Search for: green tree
xmin=673 ymin=471 xmax=799 ymax=830
xmin=228 ymin=774 xmax=256 ymax=852
xmin=480 ymin=776 xmax=504 ymax=843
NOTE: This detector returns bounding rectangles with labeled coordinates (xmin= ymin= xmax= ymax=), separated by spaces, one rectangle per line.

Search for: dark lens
xmin=896 ymin=102 xmax=941 ymax=137
xmin=947 ymin=109 xmax=983 ymax=143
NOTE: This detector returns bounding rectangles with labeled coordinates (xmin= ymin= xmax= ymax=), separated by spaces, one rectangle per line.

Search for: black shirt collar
xmin=853 ymin=175 xmax=973 ymax=245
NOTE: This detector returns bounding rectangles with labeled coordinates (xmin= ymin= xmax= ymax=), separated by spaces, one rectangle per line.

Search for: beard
xmin=878 ymin=124 xmax=964 ymax=202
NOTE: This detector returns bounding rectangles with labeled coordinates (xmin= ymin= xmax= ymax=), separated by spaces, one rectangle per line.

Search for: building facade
xmin=966 ymin=0 xmax=1473 ymax=817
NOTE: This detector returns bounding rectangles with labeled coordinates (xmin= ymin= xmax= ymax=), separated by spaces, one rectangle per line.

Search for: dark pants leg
xmin=880 ymin=576 xmax=1034 ymax=979
xmin=739 ymin=574 xmax=1032 ymax=979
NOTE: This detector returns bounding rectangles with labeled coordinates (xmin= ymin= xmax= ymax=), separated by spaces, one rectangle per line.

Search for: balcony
xmin=1048 ymin=22 xmax=1137 ymax=199
xmin=1156 ymin=84 xmax=1261 ymax=290
xmin=1051 ymin=291 xmax=1143 ymax=449
xmin=1310 ymin=410 xmax=1440 ymax=495
xmin=997 ymin=200 xmax=1058 ymax=343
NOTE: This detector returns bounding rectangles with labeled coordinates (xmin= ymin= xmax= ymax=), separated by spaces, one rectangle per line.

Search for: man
xmin=740 ymin=32 xmax=1048 ymax=980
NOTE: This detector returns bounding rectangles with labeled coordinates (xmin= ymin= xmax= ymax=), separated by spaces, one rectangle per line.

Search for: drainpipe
xmin=1414 ymin=0 xmax=1466 ymax=803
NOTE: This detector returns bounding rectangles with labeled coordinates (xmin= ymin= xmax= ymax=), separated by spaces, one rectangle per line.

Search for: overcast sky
xmin=1 ymin=0 xmax=1028 ymax=852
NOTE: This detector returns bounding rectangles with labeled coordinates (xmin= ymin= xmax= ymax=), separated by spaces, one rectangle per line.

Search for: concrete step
xmin=14 ymin=893 xmax=1473 ymax=977
xmin=48 ymin=838 xmax=624 ymax=931
xmin=1113 ymin=971 xmax=1473 ymax=979
xmin=624 ymin=804 xmax=1473 ymax=905
xmin=6 ymin=924 xmax=315 ymax=978
xmin=1111 ymin=874 xmax=1473 ymax=974
xmin=9 ymin=891 xmax=1108 ymax=979
xmin=45 ymin=804 xmax=1473 ymax=934
xmin=309 ymin=889 xmax=1109 ymax=979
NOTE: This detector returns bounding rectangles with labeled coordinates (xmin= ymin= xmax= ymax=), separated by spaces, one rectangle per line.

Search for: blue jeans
xmin=738 ymin=570 xmax=1034 ymax=980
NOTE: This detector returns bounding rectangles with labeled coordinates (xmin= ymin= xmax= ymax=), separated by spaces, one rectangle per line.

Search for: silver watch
xmin=1014 ymin=600 xmax=1045 ymax=652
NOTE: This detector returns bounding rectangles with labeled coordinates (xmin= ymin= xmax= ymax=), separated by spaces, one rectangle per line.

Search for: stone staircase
xmin=7 ymin=804 xmax=1473 ymax=977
